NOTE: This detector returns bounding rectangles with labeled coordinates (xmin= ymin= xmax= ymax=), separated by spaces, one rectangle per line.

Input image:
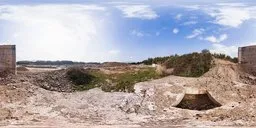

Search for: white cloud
xmin=116 ymin=5 xmax=158 ymax=20
xmin=131 ymin=30 xmax=144 ymax=37
xmin=156 ymin=32 xmax=160 ymax=36
xmin=182 ymin=3 xmax=256 ymax=28
xmin=216 ymin=3 xmax=247 ymax=7
xmin=0 ymin=4 xmax=120 ymax=62
xmin=175 ymin=13 xmax=182 ymax=20
xmin=180 ymin=5 xmax=200 ymax=10
xmin=173 ymin=28 xmax=179 ymax=34
xmin=182 ymin=21 xmax=198 ymax=26
xmin=108 ymin=50 xmax=120 ymax=55
xmin=186 ymin=28 xmax=204 ymax=39
xmin=211 ymin=42 xmax=256 ymax=57
xmin=210 ymin=44 xmax=238 ymax=57
xmin=207 ymin=7 xmax=250 ymax=28
xmin=204 ymin=34 xmax=228 ymax=43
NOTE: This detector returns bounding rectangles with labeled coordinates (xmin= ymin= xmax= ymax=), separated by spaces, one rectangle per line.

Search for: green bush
xmin=114 ymin=81 xmax=135 ymax=93
xmin=170 ymin=52 xmax=212 ymax=77
xmin=212 ymin=53 xmax=238 ymax=63
xmin=66 ymin=67 xmax=95 ymax=86
xmin=101 ymin=68 xmax=161 ymax=93
xmin=142 ymin=50 xmax=213 ymax=77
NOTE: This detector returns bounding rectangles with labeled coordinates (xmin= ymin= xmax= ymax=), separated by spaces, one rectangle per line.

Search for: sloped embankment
xmin=129 ymin=59 xmax=256 ymax=126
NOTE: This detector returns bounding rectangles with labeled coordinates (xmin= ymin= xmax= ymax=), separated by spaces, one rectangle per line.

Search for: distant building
xmin=0 ymin=45 xmax=16 ymax=74
xmin=238 ymin=45 xmax=256 ymax=73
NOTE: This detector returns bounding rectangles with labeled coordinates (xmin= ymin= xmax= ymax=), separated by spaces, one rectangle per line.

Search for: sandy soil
xmin=0 ymin=59 xmax=256 ymax=127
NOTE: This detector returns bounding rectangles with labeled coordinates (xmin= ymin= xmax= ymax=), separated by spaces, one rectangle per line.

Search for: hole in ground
xmin=176 ymin=93 xmax=221 ymax=110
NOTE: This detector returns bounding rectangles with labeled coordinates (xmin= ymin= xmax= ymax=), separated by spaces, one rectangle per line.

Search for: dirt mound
xmin=32 ymin=69 xmax=74 ymax=92
xmin=17 ymin=66 xmax=29 ymax=71
xmin=201 ymin=59 xmax=256 ymax=104
xmin=203 ymin=59 xmax=240 ymax=81
xmin=102 ymin=62 xmax=129 ymax=67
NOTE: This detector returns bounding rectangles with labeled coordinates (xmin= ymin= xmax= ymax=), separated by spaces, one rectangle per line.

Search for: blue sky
xmin=0 ymin=0 xmax=256 ymax=62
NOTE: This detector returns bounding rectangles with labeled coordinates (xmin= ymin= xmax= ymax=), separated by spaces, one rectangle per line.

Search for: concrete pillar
xmin=0 ymin=45 xmax=16 ymax=75
xmin=238 ymin=47 xmax=242 ymax=64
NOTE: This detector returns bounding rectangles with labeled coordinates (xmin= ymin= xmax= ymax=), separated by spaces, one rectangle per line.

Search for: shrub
xmin=142 ymin=50 xmax=213 ymax=77
xmin=101 ymin=68 xmax=161 ymax=92
xmin=114 ymin=81 xmax=135 ymax=93
xmin=169 ymin=52 xmax=212 ymax=77
xmin=66 ymin=67 xmax=95 ymax=85
xmin=212 ymin=53 xmax=238 ymax=63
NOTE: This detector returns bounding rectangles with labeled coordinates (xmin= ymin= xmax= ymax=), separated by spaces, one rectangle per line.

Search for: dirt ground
xmin=0 ymin=59 xmax=256 ymax=127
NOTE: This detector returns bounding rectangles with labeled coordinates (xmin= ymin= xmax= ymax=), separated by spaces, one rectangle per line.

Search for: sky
xmin=0 ymin=0 xmax=256 ymax=62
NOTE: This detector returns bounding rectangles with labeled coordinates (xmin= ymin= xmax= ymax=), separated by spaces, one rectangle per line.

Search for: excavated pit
xmin=175 ymin=88 xmax=221 ymax=110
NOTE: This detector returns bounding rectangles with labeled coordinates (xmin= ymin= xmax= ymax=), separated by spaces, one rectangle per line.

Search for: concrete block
xmin=238 ymin=45 xmax=256 ymax=73
xmin=0 ymin=45 xmax=16 ymax=74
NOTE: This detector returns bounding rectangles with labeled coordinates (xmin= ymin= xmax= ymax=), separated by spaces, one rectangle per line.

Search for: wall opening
xmin=176 ymin=94 xmax=221 ymax=110
xmin=174 ymin=88 xmax=221 ymax=111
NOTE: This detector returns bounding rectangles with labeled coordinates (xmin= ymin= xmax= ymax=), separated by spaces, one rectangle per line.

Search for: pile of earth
xmin=31 ymin=69 xmax=74 ymax=92
xmin=102 ymin=62 xmax=129 ymax=67
xmin=17 ymin=66 xmax=29 ymax=71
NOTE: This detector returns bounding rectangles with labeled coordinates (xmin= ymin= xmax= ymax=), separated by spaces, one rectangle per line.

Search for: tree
xmin=202 ymin=49 xmax=210 ymax=54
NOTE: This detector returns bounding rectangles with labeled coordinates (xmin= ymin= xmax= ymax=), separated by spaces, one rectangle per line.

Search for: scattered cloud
xmin=180 ymin=5 xmax=200 ymax=10
xmin=210 ymin=41 xmax=256 ymax=57
xmin=207 ymin=7 xmax=250 ymax=28
xmin=216 ymin=3 xmax=248 ymax=7
xmin=186 ymin=28 xmax=204 ymax=39
xmin=173 ymin=28 xmax=179 ymax=34
xmin=130 ymin=30 xmax=144 ymax=37
xmin=0 ymin=4 xmax=114 ymax=62
xmin=116 ymin=5 xmax=158 ymax=20
xmin=108 ymin=49 xmax=120 ymax=55
xmin=190 ymin=16 xmax=198 ymax=20
xmin=181 ymin=3 xmax=256 ymax=28
xmin=210 ymin=44 xmax=237 ymax=57
xmin=156 ymin=32 xmax=160 ymax=36
xmin=182 ymin=21 xmax=198 ymax=26
xmin=204 ymin=34 xmax=228 ymax=43
xmin=175 ymin=13 xmax=182 ymax=20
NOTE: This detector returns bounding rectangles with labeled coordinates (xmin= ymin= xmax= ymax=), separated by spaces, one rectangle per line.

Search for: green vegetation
xmin=141 ymin=49 xmax=237 ymax=77
xmin=164 ymin=50 xmax=212 ymax=77
xmin=66 ymin=67 xmax=161 ymax=92
xmin=212 ymin=53 xmax=238 ymax=63
xmin=104 ymin=68 xmax=161 ymax=92
xmin=66 ymin=67 xmax=95 ymax=85
xmin=66 ymin=67 xmax=99 ymax=90
xmin=142 ymin=49 xmax=237 ymax=65
xmin=67 ymin=49 xmax=238 ymax=92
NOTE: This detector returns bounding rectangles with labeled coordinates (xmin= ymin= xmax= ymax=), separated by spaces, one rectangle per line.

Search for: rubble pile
xmin=31 ymin=69 xmax=73 ymax=92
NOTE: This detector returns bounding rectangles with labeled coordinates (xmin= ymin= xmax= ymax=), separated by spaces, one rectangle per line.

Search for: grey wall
xmin=0 ymin=45 xmax=16 ymax=74
xmin=238 ymin=45 xmax=256 ymax=73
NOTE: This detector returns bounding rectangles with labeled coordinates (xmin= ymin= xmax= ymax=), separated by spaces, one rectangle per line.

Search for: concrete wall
xmin=0 ymin=45 xmax=16 ymax=74
xmin=238 ymin=45 xmax=256 ymax=73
